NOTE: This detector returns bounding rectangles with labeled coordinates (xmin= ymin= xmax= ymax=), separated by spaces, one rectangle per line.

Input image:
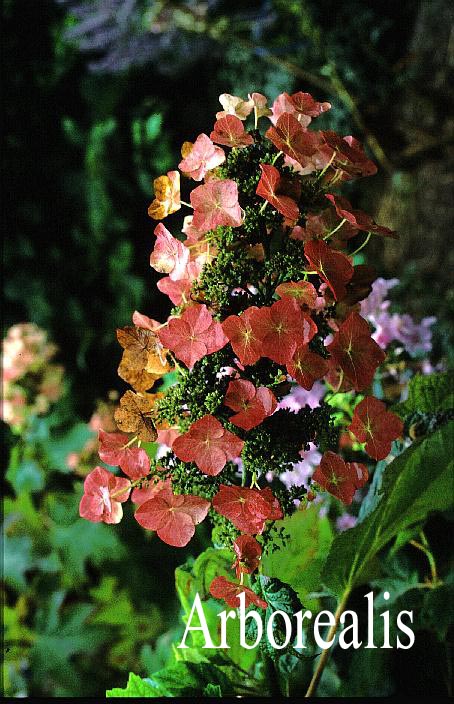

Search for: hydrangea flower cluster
xmin=1 ymin=323 xmax=64 ymax=430
xmin=273 ymin=277 xmax=438 ymax=491
xmin=79 ymin=90 xmax=405 ymax=607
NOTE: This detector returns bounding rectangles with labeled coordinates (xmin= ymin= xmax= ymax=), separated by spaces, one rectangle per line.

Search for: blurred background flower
xmin=2 ymin=324 xmax=64 ymax=430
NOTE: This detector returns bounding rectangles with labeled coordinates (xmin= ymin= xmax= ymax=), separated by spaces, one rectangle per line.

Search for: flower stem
xmin=410 ymin=531 xmax=440 ymax=586
xmin=332 ymin=368 xmax=345 ymax=394
xmin=304 ymin=588 xmax=351 ymax=698
xmin=328 ymin=169 xmax=343 ymax=186
xmin=154 ymin=321 xmax=169 ymax=331
xmin=317 ymin=150 xmax=337 ymax=180
xmin=250 ymin=471 xmax=260 ymax=489
xmin=323 ymin=218 xmax=347 ymax=240
xmin=350 ymin=231 xmax=371 ymax=257
xmin=121 ymin=435 xmax=138 ymax=450
xmin=110 ymin=476 xmax=144 ymax=500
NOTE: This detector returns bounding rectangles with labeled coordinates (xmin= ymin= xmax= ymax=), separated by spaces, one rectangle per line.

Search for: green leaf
xmin=142 ymin=627 xmax=184 ymax=673
xmin=175 ymin=548 xmax=233 ymax=609
xmin=358 ymin=441 xmax=403 ymax=521
xmin=145 ymin=113 xmax=163 ymax=142
xmin=106 ymin=672 xmax=160 ymax=698
xmin=6 ymin=458 xmax=44 ymax=494
xmin=3 ymin=534 xmax=34 ymax=590
xmin=370 ymin=551 xmax=420 ymax=607
xmin=340 ymin=581 xmax=454 ymax=696
xmin=51 ymin=518 xmax=124 ymax=580
xmin=107 ymin=663 xmax=232 ymax=698
xmin=322 ymin=421 xmax=454 ymax=596
xmin=4 ymin=491 xmax=41 ymax=531
xmin=261 ymin=505 xmax=333 ymax=606
xmin=418 ymin=583 xmax=454 ymax=640
xmin=148 ymin=661 xmax=232 ymax=697
xmin=42 ymin=422 xmax=94 ymax=472
xmin=337 ymin=608 xmax=394 ymax=697
xmin=175 ymin=548 xmax=258 ymax=671
xmin=203 ymin=682 xmax=222 ymax=696
xmin=247 ymin=577 xmax=302 ymax=659
xmin=393 ymin=371 xmax=454 ymax=418
xmin=30 ymin=601 xmax=108 ymax=695
xmin=141 ymin=441 xmax=158 ymax=460
xmin=317 ymin=659 xmax=342 ymax=697
xmin=259 ymin=576 xmax=301 ymax=614
xmin=159 ymin=371 xmax=178 ymax=391
xmin=390 ymin=523 xmax=424 ymax=557
xmin=48 ymin=492 xmax=125 ymax=580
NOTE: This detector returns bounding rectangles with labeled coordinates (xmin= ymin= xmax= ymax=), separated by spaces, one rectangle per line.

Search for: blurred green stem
xmin=410 ymin=530 xmax=440 ymax=586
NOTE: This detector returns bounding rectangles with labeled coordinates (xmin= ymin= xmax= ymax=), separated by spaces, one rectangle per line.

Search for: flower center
xmin=100 ymin=486 xmax=112 ymax=513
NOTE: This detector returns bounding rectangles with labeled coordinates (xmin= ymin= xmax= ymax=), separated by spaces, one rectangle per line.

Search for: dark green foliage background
xmin=2 ymin=0 xmax=453 ymax=697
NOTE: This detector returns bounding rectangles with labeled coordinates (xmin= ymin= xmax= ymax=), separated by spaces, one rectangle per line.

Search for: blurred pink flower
xmin=2 ymin=323 xmax=64 ymax=429
xmin=278 ymin=381 xmax=326 ymax=412
xmin=360 ymin=278 xmax=436 ymax=356
xmin=336 ymin=513 xmax=357 ymax=532
xmin=372 ymin=312 xmax=436 ymax=355
xmin=360 ymin=277 xmax=399 ymax=320
xmin=2 ymin=323 xmax=55 ymax=382
xmin=279 ymin=443 xmax=322 ymax=489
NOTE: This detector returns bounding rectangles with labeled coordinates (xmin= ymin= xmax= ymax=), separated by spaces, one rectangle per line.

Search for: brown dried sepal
xmin=116 ymin=326 xmax=170 ymax=392
xmin=114 ymin=390 xmax=158 ymax=442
